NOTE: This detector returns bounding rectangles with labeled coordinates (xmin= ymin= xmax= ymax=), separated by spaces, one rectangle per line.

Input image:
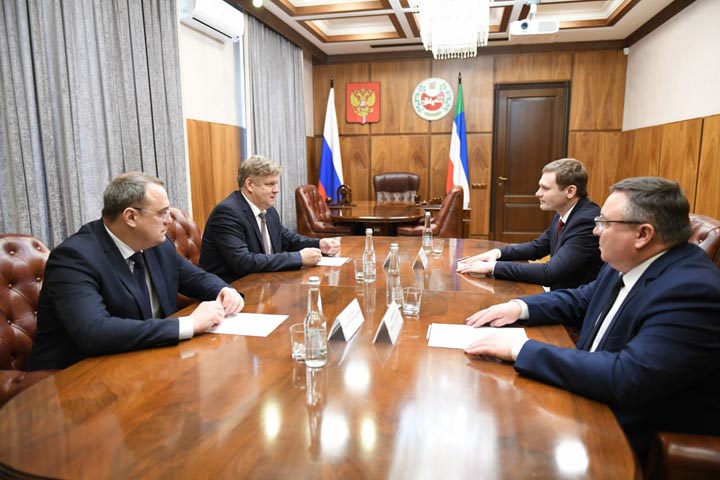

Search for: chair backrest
xmin=433 ymin=186 xmax=464 ymax=238
xmin=689 ymin=213 xmax=720 ymax=267
xmin=0 ymin=234 xmax=50 ymax=370
xmin=373 ymin=172 xmax=420 ymax=203
xmin=167 ymin=207 xmax=202 ymax=266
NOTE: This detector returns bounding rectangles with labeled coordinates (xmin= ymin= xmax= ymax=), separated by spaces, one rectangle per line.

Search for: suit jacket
xmin=200 ymin=191 xmax=320 ymax=282
xmin=494 ymin=197 xmax=603 ymax=290
xmin=28 ymin=220 xmax=229 ymax=370
xmin=515 ymin=242 xmax=720 ymax=454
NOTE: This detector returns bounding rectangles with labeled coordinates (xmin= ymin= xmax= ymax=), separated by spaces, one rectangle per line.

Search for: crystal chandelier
xmin=410 ymin=0 xmax=491 ymax=60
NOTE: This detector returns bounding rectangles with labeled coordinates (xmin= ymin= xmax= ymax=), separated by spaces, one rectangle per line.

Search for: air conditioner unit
xmin=179 ymin=0 xmax=244 ymax=43
xmin=509 ymin=18 xmax=559 ymax=43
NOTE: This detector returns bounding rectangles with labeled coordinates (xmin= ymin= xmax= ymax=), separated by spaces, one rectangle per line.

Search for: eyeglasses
xmin=132 ymin=207 xmax=172 ymax=221
xmin=593 ymin=216 xmax=643 ymax=230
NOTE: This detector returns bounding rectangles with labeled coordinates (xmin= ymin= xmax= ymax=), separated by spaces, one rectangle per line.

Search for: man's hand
xmin=319 ymin=238 xmax=340 ymax=256
xmin=189 ymin=300 xmax=226 ymax=334
xmin=466 ymin=301 xmax=522 ymax=328
xmin=456 ymin=260 xmax=495 ymax=276
xmin=458 ymin=249 xmax=502 ymax=265
xmin=217 ymin=287 xmax=244 ymax=315
xmin=300 ymin=247 xmax=323 ymax=267
xmin=464 ymin=328 xmax=528 ymax=362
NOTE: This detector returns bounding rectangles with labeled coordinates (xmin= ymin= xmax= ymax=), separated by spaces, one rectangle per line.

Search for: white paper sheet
xmin=317 ymin=256 xmax=351 ymax=267
xmin=208 ymin=313 xmax=288 ymax=337
xmin=427 ymin=323 xmax=527 ymax=349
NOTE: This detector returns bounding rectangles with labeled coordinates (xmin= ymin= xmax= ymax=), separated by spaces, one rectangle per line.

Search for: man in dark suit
xmin=28 ymin=172 xmax=244 ymax=370
xmin=464 ymin=176 xmax=720 ymax=459
xmin=200 ymin=155 xmax=340 ymax=283
xmin=457 ymin=158 xmax=603 ymax=290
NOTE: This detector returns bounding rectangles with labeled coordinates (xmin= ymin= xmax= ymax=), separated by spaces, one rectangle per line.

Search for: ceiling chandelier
xmin=410 ymin=0 xmax=491 ymax=60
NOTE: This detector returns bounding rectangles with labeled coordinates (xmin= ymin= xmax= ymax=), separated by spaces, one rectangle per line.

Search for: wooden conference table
xmin=330 ymin=201 xmax=424 ymax=235
xmin=0 ymin=237 xmax=638 ymax=479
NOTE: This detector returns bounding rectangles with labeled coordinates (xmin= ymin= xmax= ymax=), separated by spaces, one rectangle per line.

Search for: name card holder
xmin=373 ymin=302 xmax=403 ymax=344
xmin=412 ymin=247 xmax=429 ymax=270
xmin=328 ymin=298 xmax=365 ymax=342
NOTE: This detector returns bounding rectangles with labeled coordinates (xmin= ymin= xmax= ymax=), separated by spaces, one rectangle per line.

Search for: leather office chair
xmin=295 ymin=185 xmax=352 ymax=238
xmin=0 ymin=234 xmax=56 ymax=407
xmin=689 ymin=213 xmax=720 ymax=267
xmin=397 ymin=186 xmax=464 ymax=238
xmin=166 ymin=207 xmax=202 ymax=308
xmin=373 ymin=172 xmax=420 ymax=203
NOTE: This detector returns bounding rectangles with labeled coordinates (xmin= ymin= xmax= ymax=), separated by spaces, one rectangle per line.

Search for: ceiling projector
xmin=509 ymin=18 xmax=559 ymax=42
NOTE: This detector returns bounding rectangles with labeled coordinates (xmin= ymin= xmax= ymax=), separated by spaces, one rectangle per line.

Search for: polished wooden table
xmin=0 ymin=237 xmax=638 ymax=479
xmin=330 ymin=201 xmax=424 ymax=235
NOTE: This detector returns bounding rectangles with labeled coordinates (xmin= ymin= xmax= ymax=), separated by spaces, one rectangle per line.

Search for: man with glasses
xmin=457 ymin=158 xmax=603 ymax=290
xmin=463 ymin=176 xmax=720 ymax=460
xmin=200 ymin=155 xmax=340 ymax=282
xmin=29 ymin=172 xmax=245 ymax=370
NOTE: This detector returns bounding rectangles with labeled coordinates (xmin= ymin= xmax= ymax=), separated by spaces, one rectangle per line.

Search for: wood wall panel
xmin=341 ymin=136 xmax=372 ymax=201
xmin=187 ymin=119 xmax=243 ymax=229
xmin=313 ymin=63 xmax=370 ymax=136
xmin=370 ymin=60 xmax=431 ymax=134
xmin=468 ymin=133 xmax=492 ymax=236
xmin=570 ymin=50 xmax=626 ymax=131
xmin=430 ymin=56 xmax=494 ymax=133
xmin=429 ymin=134 xmax=450 ymax=202
xmin=695 ymin=115 xmax=720 ymax=217
xmin=658 ymin=119 xmax=702 ymax=210
xmin=627 ymin=126 xmax=662 ymax=177
xmin=494 ymin=52 xmax=572 ymax=83
xmin=569 ymin=131 xmax=633 ymax=206
xmin=371 ymin=135 xmax=430 ymax=198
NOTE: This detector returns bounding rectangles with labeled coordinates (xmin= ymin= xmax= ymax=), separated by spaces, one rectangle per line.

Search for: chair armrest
xmin=645 ymin=431 xmax=720 ymax=479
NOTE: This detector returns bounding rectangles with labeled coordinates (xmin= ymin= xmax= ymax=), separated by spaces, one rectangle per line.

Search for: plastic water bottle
xmin=304 ymin=276 xmax=327 ymax=368
xmin=385 ymin=243 xmax=402 ymax=306
xmin=422 ymin=211 xmax=433 ymax=254
xmin=362 ymin=228 xmax=376 ymax=283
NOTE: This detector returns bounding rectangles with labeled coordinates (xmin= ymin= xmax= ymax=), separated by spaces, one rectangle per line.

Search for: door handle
xmin=498 ymin=176 xmax=508 ymax=181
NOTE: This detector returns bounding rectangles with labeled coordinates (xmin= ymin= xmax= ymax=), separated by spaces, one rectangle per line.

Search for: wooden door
xmin=491 ymin=82 xmax=570 ymax=243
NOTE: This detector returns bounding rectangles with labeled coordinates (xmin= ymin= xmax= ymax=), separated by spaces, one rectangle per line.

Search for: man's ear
xmin=635 ymin=223 xmax=655 ymax=249
xmin=566 ymin=185 xmax=577 ymax=199
xmin=123 ymin=207 xmax=138 ymax=228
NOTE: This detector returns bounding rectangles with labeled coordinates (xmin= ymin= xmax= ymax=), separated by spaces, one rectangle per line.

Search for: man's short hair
xmin=101 ymin=172 xmax=164 ymax=221
xmin=237 ymin=155 xmax=282 ymax=189
xmin=610 ymin=176 xmax=691 ymax=245
xmin=542 ymin=158 xmax=588 ymax=198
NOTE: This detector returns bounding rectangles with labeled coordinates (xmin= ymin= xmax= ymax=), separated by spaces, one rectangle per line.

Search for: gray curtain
xmin=246 ymin=16 xmax=306 ymax=231
xmin=0 ymin=0 xmax=187 ymax=248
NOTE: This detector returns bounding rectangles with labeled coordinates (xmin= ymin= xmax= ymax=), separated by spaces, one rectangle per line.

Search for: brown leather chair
xmin=373 ymin=172 xmax=420 ymax=203
xmin=397 ymin=186 xmax=464 ymax=238
xmin=166 ymin=207 xmax=202 ymax=308
xmin=644 ymin=432 xmax=720 ymax=480
xmin=295 ymin=185 xmax=352 ymax=238
xmin=689 ymin=213 xmax=720 ymax=267
xmin=0 ymin=234 xmax=56 ymax=407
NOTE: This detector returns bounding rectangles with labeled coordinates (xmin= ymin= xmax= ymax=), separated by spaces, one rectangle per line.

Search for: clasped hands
xmin=190 ymin=287 xmax=244 ymax=334
xmin=300 ymin=238 xmax=340 ymax=267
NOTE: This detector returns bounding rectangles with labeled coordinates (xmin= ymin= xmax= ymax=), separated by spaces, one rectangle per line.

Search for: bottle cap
xmin=390 ymin=243 xmax=399 ymax=249
xmin=365 ymin=228 xmax=373 ymax=234
xmin=308 ymin=276 xmax=321 ymax=285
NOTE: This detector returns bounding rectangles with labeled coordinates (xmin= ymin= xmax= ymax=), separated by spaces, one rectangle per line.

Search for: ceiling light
xmin=410 ymin=0 xmax=490 ymax=60
xmin=252 ymin=0 xmax=263 ymax=8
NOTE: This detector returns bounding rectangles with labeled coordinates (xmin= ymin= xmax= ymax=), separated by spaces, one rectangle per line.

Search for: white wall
xmin=177 ymin=23 xmax=241 ymax=126
xmin=623 ymin=0 xmax=720 ymax=131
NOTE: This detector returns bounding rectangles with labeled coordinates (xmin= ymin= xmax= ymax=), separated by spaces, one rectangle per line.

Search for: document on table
xmin=317 ymin=256 xmax=350 ymax=266
xmin=209 ymin=313 xmax=288 ymax=337
xmin=427 ymin=323 xmax=527 ymax=350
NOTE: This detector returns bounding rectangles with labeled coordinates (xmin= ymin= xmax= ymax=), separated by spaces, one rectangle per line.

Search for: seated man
xmin=464 ymin=177 xmax=720 ymax=460
xmin=29 ymin=172 xmax=244 ymax=370
xmin=457 ymin=158 xmax=603 ymax=290
xmin=200 ymin=155 xmax=339 ymax=282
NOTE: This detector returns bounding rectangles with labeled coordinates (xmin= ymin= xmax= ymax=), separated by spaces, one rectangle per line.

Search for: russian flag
xmin=318 ymin=85 xmax=343 ymax=203
xmin=446 ymin=78 xmax=470 ymax=209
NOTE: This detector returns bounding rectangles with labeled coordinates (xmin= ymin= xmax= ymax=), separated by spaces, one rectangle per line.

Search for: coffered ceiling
xmin=228 ymin=0 xmax=693 ymax=62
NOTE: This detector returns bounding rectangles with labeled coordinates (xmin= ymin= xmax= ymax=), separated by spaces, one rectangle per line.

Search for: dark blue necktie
xmin=582 ymin=274 xmax=624 ymax=351
xmin=130 ymin=252 xmax=152 ymax=319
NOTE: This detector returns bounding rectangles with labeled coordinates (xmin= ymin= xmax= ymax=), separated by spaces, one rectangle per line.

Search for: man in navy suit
xmin=457 ymin=158 xmax=603 ymax=290
xmin=200 ymin=155 xmax=340 ymax=283
xmin=28 ymin=172 xmax=244 ymax=370
xmin=464 ymin=177 xmax=720 ymax=459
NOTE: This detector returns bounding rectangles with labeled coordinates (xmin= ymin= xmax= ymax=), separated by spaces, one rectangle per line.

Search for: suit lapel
xmin=237 ymin=192 xmax=265 ymax=250
xmin=143 ymin=246 xmax=172 ymax=317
